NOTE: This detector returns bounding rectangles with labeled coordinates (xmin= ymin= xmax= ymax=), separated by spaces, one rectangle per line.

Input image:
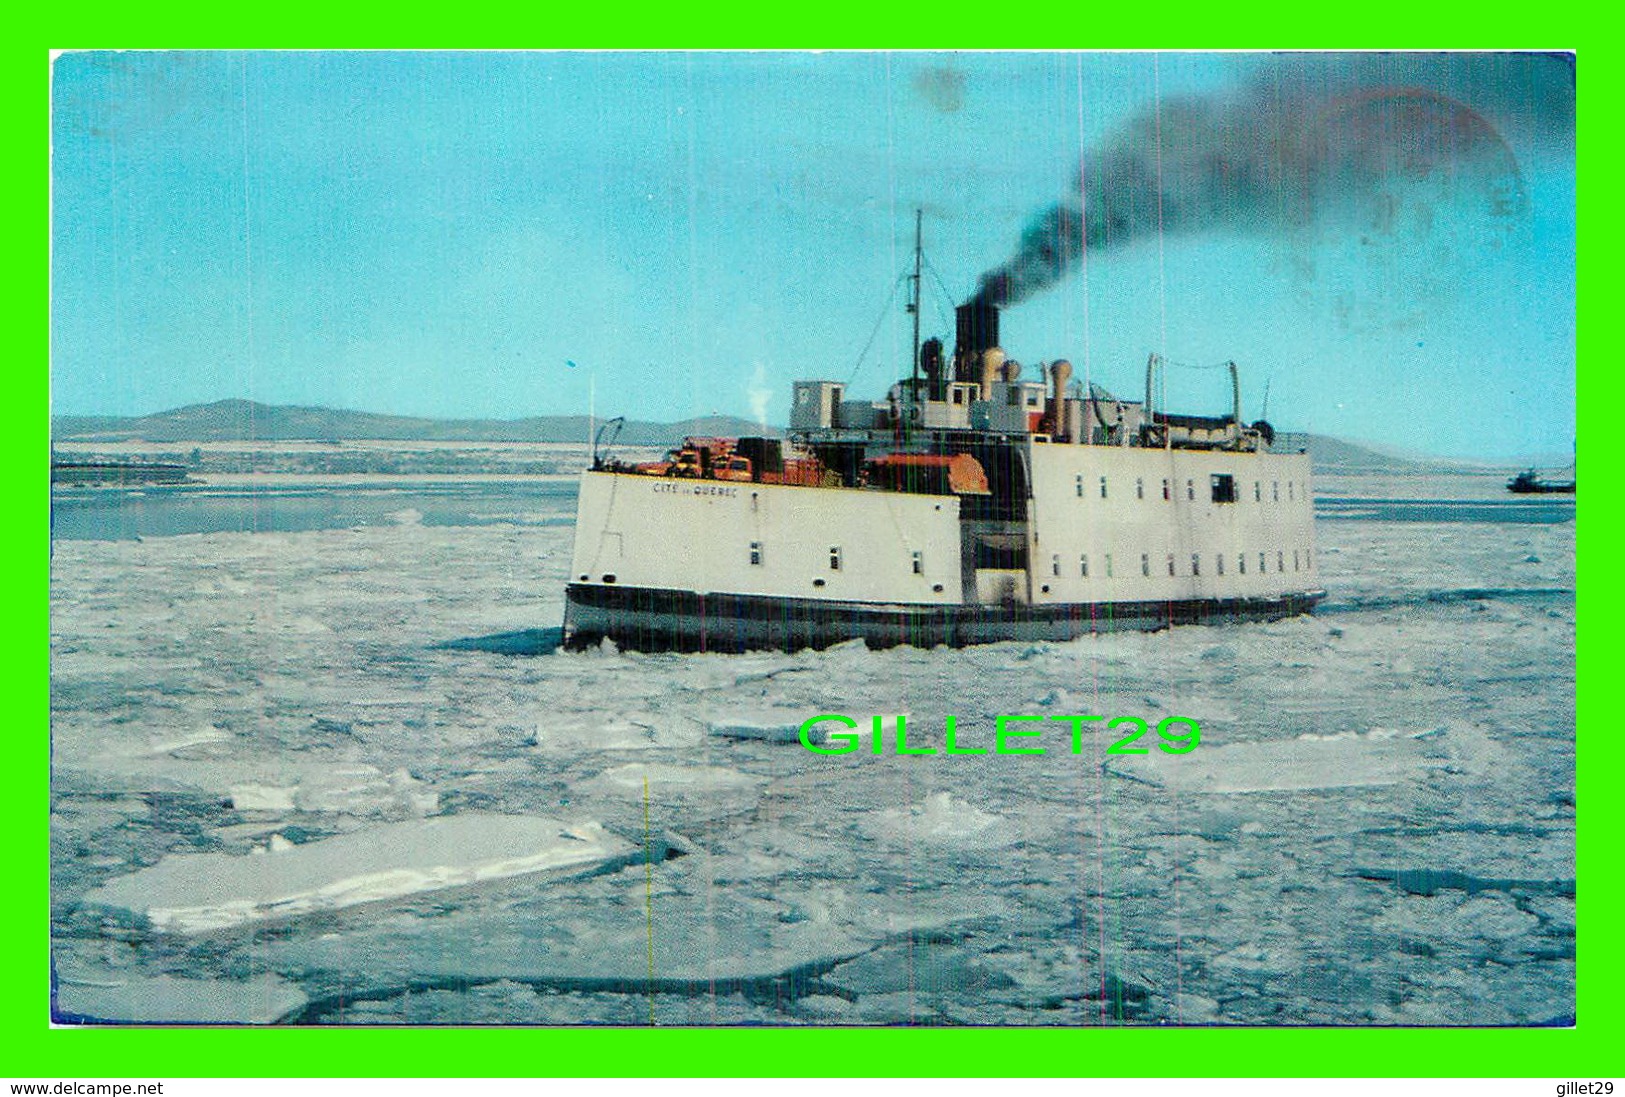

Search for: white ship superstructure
xmin=563 ymin=233 xmax=1322 ymax=652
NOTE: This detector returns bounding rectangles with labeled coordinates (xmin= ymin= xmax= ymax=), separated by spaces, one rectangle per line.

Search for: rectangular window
xmin=1211 ymin=473 xmax=1237 ymax=503
xmin=1191 ymin=554 xmax=1201 ymax=576
xmin=1288 ymin=482 xmax=1295 ymax=501
xmin=749 ymin=541 xmax=763 ymax=566
xmin=1273 ymin=481 xmax=1280 ymax=502
xmin=1076 ymin=474 xmax=1084 ymax=498
xmin=1277 ymin=550 xmax=1285 ymax=572
xmin=1260 ymin=552 xmax=1268 ymax=573
xmin=830 ymin=546 xmax=842 ymax=571
xmin=1254 ymin=481 xmax=1261 ymax=502
xmin=1105 ymin=554 xmax=1114 ymax=578
xmin=1167 ymin=554 xmax=1176 ymax=577
xmin=1141 ymin=553 xmax=1150 ymax=577
xmin=1162 ymin=478 xmax=1171 ymax=501
xmin=1136 ymin=478 xmax=1145 ymax=499
xmin=1081 ymin=554 xmax=1089 ymax=578
xmin=1217 ymin=554 xmax=1225 ymax=576
xmin=1294 ymin=550 xmax=1300 ymax=571
xmin=1239 ymin=554 xmax=1246 ymax=575
xmin=912 ymin=550 xmax=923 ymax=575
xmin=1008 ymin=389 xmax=1024 ymax=406
xmin=1052 ymin=553 xmax=1061 ymax=577
xmin=1186 ymin=479 xmax=1195 ymax=501
xmin=951 ymin=389 xmax=964 ymax=405
xmin=1100 ymin=476 xmax=1108 ymax=499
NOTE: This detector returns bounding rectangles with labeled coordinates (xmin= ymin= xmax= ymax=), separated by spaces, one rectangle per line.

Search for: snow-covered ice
xmin=49 ymin=472 xmax=1575 ymax=1024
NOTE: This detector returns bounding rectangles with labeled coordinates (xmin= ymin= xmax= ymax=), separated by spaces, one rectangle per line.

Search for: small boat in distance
xmin=1507 ymin=468 xmax=1576 ymax=495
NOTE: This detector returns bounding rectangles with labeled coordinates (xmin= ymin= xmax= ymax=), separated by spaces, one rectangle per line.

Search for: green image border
xmin=16 ymin=7 xmax=1605 ymax=1078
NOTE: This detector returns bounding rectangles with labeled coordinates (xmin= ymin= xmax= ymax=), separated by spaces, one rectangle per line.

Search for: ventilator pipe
xmin=1050 ymin=360 xmax=1073 ymax=441
xmin=980 ymin=347 xmax=1007 ymax=401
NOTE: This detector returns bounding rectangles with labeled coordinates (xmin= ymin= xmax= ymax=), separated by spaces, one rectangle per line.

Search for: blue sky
xmin=51 ymin=51 xmax=1575 ymax=460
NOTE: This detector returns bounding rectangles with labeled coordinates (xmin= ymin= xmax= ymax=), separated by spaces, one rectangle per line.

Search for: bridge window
xmin=1211 ymin=474 xmax=1237 ymax=503
xmin=749 ymin=541 xmax=763 ymax=566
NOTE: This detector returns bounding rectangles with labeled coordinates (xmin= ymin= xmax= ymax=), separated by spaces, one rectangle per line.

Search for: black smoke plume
xmin=972 ymin=53 xmax=1573 ymax=308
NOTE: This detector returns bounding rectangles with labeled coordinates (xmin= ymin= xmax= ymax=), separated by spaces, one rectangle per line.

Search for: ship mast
xmin=908 ymin=209 xmax=923 ymax=393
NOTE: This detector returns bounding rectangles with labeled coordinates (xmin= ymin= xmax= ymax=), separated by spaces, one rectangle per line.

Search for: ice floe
xmin=54 ymin=969 xmax=307 ymax=1024
xmin=1143 ymin=728 xmax=1447 ymax=793
xmin=79 ymin=814 xmax=637 ymax=935
xmin=861 ymin=792 xmax=1017 ymax=849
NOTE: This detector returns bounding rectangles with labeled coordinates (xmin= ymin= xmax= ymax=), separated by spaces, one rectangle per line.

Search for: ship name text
xmin=651 ymin=482 xmax=739 ymax=497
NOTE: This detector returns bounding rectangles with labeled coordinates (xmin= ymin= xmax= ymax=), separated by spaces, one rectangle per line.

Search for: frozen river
xmin=49 ymin=472 xmax=1575 ymax=1025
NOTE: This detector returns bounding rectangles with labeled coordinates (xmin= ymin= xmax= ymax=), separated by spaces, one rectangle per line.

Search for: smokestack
xmin=1001 ymin=359 xmax=1022 ymax=383
xmin=979 ymin=347 xmax=1007 ymax=401
xmin=954 ymin=301 xmax=1000 ymax=381
xmin=1050 ymin=360 xmax=1073 ymax=441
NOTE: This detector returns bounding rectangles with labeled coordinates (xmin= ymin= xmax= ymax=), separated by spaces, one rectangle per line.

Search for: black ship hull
xmin=563 ymin=582 xmax=1328 ymax=653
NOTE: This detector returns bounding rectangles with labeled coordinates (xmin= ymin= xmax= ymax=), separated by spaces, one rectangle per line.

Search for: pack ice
xmin=79 ymin=814 xmax=636 ymax=935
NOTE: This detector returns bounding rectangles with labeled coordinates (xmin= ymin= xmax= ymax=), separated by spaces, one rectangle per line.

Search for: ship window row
xmin=1075 ymin=476 xmax=1308 ymax=505
xmin=751 ymin=542 xmax=961 ymax=577
xmin=1058 ymin=548 xmax=1315 ymax=580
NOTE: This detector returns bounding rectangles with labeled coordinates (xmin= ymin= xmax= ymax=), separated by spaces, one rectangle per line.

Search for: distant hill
xmin=53 ymin=400 xmax=1504 ymax=471
xmin=1271 ymin=432 xmax=1494 ymax=473
xmin=52 ymin=399 xmax=779 ymax=446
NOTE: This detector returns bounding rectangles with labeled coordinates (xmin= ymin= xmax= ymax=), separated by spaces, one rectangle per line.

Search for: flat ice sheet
xmin=80 ymin=814 xmax=637 ymax=935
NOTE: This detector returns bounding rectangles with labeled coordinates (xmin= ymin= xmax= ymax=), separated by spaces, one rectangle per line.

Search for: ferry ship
xmin=563 ymin=228 xmax=1323 ymax=652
